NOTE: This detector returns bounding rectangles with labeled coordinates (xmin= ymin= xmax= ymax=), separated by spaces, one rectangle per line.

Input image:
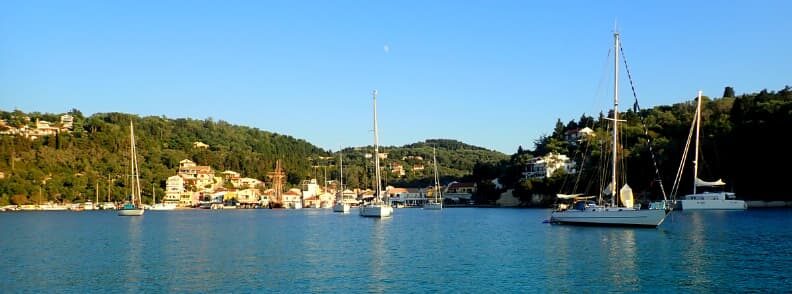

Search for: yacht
xmin=359 ymin=90 xmax=393 ymax=218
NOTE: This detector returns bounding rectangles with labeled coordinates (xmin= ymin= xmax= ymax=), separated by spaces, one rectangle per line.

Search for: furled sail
xmin=557 ymin=194 xmax=583 ymax=199
xmin=695 ymin=178 xmax=726 ymax=187
xmin=603 ymin=182 xmax=614 ymax=196
xmin=620 ymin=184 xmax=634 ymax=208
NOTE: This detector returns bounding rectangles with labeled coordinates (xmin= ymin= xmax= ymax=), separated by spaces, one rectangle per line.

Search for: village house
xmin=523 ymin=153 xmax=576 ymax=179
xmin=338 ymin=189 xmax=359 ymax=206
xmin=445 ymin=182 xmax=477 ymax=203
xmin=565 ymin=127 xmax=595 ymax=145
xmin=60 ymin=114 xmax=74 ymax=130
xmin=283 ymin=189 xmax=303 ymax=209
xmin=178 ymin=159 xmax=214 ymax=191
xmin=192 ymin=141 xmax=209 ymax=149
xmin=390 ymin=163 xmax=406 ymax=177
xmin=165 ymin=175 xmax=185 ymax=206
xmin=387 ymin=187 xmax=425 ymax=207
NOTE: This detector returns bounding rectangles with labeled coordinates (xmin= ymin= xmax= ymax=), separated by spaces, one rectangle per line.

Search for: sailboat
xmin=549 ymin=31 xmax=669 ymax=227
xmin=333 ymin=149 xmax=351 ymax=213
xmin=423 ymin=147 xmax=443 ymax=210
xmin=150 ymin=183 xmax=176 ymax=210
xmin=118 ymin=121 xmax=145 ymax=216
xmin=359 ymin=90 xmax=394 ymax=218
xmin=675 ymin=91 xmax=746 ymax=210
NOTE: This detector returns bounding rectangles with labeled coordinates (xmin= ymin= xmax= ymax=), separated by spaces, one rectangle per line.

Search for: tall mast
xmin=693 ymin=91 xmax=702 ymax=194
xmin=339 ymin=148 xmax=344 ymax=192
xmin=433 ymin=147 xmax=440 ymax=203
xmin=130 ymin=121 xmax=142 ymax=206
xmin=612 ymin=31 xmax=620 ymax=207
xmin=372 ymin=90 xmax=382 ymax=203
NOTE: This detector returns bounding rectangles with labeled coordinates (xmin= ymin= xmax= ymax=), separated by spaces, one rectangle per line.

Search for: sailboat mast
xmin=372 ymin=90 xmax=382 ymax=203
xmin=433 ymin=147 xmax=440 ymax=203
xmin=339 ymin=149 xmax=344 ymax=193
xmin=130 ymin=122 xmax=142 ymax=207
xmin=612 ymin=31 xmax=620 ymax=207
xmin=693 ymin=90 xmax=702 ymax=194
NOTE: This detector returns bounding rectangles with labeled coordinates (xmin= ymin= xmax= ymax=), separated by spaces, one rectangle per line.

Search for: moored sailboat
xmin=549 ymin=31 xmax=669 ymax=227
xmin=118 ymin=122 xmax=145 ymax=216
xmin=423 ymin=147 xmax=443 ymax=210
xmin=333 ymin=149 xmax=350 ymax=213
xmin=359 ymin=90 xmax=393 ymax=218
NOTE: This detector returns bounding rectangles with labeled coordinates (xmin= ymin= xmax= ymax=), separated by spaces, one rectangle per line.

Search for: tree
xmin=723 ymin=86 xmax=735 ymax=98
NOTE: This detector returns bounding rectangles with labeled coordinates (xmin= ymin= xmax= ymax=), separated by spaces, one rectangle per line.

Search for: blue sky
xmin=1 ymin=1 xmax=790 ymax=154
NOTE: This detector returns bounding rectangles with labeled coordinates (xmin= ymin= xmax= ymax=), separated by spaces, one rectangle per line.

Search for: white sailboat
xmin=118 ymin=121 xmax=145 ymax=216
xmin=675 ymin=91 xmax=746 ymax=210
xmin=150 ymin=183 xmax=176 ymax=210
xmin=333 ymin=149 xmax=350 ymax=213
xmin=359 ymin=90 xmax=393 ymax=218
xmin=423 ymin=147 xmax=443 ymax=210
xmin=549 ymin=31 xmax=669 ymax=227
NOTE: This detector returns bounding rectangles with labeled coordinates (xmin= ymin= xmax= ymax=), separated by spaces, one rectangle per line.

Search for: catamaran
xmin=674 ymin=91 xmax=746 ymax=210
xmin=549 ymin=31 xmax=669 ymax=227
xmin=359 ymin=90 xmax=393 ymax=218
xmin=118 ymin=121 xmax=145 ymax=216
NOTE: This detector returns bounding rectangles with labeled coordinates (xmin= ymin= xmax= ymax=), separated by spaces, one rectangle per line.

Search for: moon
xmin=383 ymin=44 xmax=390 ymax=53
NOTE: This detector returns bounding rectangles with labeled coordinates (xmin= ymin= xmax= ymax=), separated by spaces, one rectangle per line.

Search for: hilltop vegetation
xmin=0 ymin=111 xmax=506 ymax=205
xmin=475 ymin=86 xmax=792 ymax=205
xmin=1 ymin=86 xmax=789 ymax=206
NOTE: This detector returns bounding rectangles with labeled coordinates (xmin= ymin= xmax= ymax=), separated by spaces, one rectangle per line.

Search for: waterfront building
xmin=165 ymin=175 xmax=184 ymax=205
xmin=283 ymin=188 xmax=303 ymax=209
xmin=445 ymin=182 xmax=476 ymax=203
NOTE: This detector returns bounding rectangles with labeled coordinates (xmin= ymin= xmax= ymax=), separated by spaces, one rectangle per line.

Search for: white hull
xmin=332 ymin=203 xmax=350 ymax=213
xmin=550 ymin=208 xmax=667 ymax=227
xmin=149 ymin=203 xmax=177 ymax=210
xmin=118 ymin=208 xmax=145 ymax=216
xmin=677 ymin=199 xmax=746 ymax=210
xmin=359 ymin=204 xmax=393 ymax=217
xmin=423 ymin=202 xmax=443 ymax=210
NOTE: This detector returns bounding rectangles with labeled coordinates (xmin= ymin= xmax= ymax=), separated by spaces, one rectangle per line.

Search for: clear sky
xmin=1 ymin=1 xmax=789 ymax=154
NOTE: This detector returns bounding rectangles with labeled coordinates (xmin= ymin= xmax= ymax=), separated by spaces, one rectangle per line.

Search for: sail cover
xmin=603 ymin=182 xmax=614 ymax=196
xmin=620 ymin=184 xmax=634 ymax=208
xmin=695 ymin=178 xmax=726 ymax=187
xmin=557 ymin=193 xmax=583 ymax=199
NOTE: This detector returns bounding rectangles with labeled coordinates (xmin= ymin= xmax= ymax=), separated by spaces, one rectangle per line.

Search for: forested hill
xmin=517 ymin=86 xmax=792 ymax=203
xmin=0 ymin=111 xmax=328 ymax=204
xmin=328 ymin=139 xmax=509 ymax=189
xmin=0 ymin=111 xmax=507 ymax=204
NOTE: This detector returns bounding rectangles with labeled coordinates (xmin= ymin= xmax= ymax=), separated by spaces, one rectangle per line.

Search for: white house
xmin=165 ymin=175 xmax=184 ymax=205
xmin=523 ymin=153 xmax=576 ymax=179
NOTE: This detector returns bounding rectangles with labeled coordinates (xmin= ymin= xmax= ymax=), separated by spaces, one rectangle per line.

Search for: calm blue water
xmin=1 ymin=208 xmax=790 ymax=292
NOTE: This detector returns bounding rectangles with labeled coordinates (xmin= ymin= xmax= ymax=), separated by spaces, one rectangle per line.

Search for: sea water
xmin=1 ymin=208 xmax=790 ymax=292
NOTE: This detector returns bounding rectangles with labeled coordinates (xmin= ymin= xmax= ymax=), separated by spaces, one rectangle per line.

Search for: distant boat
xmin=675 ymin=91 xmax=746 ymax=210
xmin=149 ymin=183 xmax=176 ymax=210
xmin=118 ymin=121 xmax=145 ymax=216
xmin=423 ymin=147 xmax=443 ymax=210
xmin=549 ymin=31 xmax=669 ymax=227
xmin=359 ymin=90 xmax=393 ymax=218
xmin=333 ymin=149 xmax=350 ymax=213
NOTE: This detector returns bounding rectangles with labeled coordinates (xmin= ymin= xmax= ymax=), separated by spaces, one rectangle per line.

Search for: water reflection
xmin=368 ymin=218 xmax=390 ymax=293
xmin=604 ymin=229 xmax=637 ymax=290
xmin=682 ymin=212 xmax=711 ymax=288
xmin=121 ymin=216 xmax=143 ymax=292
